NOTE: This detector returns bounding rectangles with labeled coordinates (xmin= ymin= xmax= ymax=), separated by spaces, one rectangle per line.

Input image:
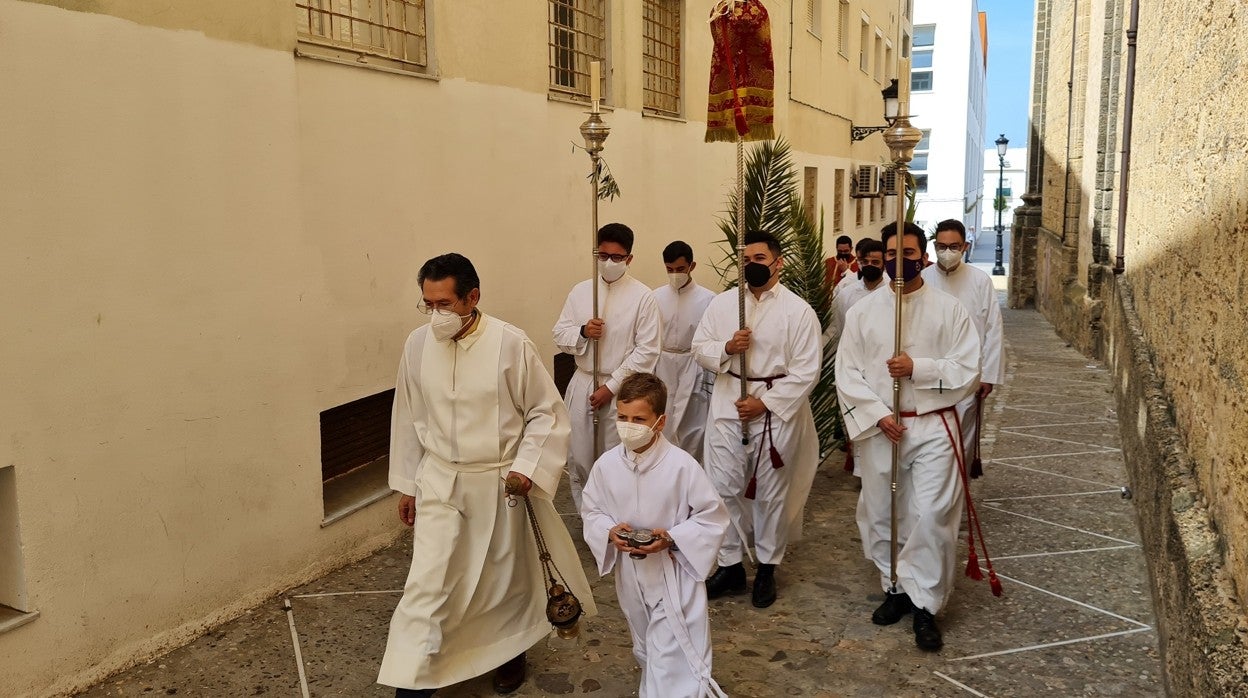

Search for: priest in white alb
xmin=581 ymin=373 xmax=730 ymax=698
xmin=379 ymin=253 xmax=595 ymax=697
xmin=921 ymin=219 xmax=1006 ymax=469
xmin=553 ymin=223 xmax=662 ymax=510
xmin=694 ymin=231 xmax=822 ymax=609
xmin=836 ymin=223 xmax=980 ymax=652
xmin=653 ymin=240 xmax=716 ymax=461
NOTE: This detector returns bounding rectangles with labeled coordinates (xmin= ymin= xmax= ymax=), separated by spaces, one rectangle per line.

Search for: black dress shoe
xmin=492 ymin=652 xmax=526 ymax=694
xmin=706 ymin=562 xmax=747 ymax=599
xmin=752 ymin=563 xmax=777 ymax=608
xmin=871 ymin=591 xmax=913 ymax=625
xmin=912 ymin=608 xmax=943 ymax=651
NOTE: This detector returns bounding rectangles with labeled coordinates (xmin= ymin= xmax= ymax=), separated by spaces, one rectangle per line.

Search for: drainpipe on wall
xmin=1113 ymin=0 xmax=1140 ymax=274
xmin=1060 ymin=0 xmax=1078 ymax=246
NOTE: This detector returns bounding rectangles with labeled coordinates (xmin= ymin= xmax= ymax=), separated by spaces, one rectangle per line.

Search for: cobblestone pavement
xmin=80 ymin=305 xmax=1163 ymax=697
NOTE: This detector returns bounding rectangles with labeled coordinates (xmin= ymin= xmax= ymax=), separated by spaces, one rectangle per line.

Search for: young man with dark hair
xmin=553 ymin=223 xmax=662 ymax=511
xmin=835 ymin=223 xmax=981 ymax=651
xmin=380 ymin=253 xmax=595 ymax=696
xmin=693 ymin=231 xmax=822 ymax=609
xmin=921 ymin=219 xmax=1005 ymax=465
xmin=653 ymin=240 xmax=716 ymax=460
xmin=825 ymin=238 xmax=888 ymax=352
xmin=580 ymin=372 xmax=729 ymax=698
xmin=828 ymin=234 xmax=858 ymax=288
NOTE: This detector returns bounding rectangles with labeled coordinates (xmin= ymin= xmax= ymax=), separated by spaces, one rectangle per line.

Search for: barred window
xmin=643 ymin=0 xmax=681 ymax=115
xmin=295 ymin=1 xmax=428 ymax=71
xmin=549 ymin=0 xmax=607 ymax=100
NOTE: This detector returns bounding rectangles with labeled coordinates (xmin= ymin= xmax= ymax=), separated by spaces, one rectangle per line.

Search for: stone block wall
xmin=1020 ymin=0 xmax=1248 ymax=691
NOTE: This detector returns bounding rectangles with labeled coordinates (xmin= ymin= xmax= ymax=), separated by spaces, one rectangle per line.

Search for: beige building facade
xmin=0 ymin=1 xmax=910 ymax=695
xmin=1013 ymin=0 xmax=1248 ymax=693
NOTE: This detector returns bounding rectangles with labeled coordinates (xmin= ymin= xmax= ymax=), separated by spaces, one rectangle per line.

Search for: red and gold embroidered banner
xmin=705 ymin=0 xmax=775 ymax=143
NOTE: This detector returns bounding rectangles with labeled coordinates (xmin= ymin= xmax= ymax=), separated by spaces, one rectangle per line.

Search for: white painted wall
xmin=910 ymin=0 xmax=987 ymax=236
xmin=0 ymin=1 xmax=902 ymax=695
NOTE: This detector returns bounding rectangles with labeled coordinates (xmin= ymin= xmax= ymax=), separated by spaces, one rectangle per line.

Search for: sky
xmin=979 ymin=0 xmax=1036 ymax=149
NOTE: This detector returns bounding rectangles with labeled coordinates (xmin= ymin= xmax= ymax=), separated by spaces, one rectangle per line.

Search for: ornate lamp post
xmin=993 ymin=133 xmax=1009 ymax=276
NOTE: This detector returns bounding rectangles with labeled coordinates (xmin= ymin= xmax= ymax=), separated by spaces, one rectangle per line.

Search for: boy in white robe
xmin=836 ymin=223 xmax=981 ymax=651
xmin=581 ymin=373 xmax=730 ymax=698
xmin=921 ymin=219 xmax=1006 ymax=471
xmin=694 ymin=231 xmax=822 ymax=609
xmin=553 ymin=223 xmax=663 ymax=511
xmin=653 ymin=240 xmax=716 ymax=460
xmin=380 ymin=254 xmax=596 ymax=696
xmin=824 ymin=239 xmax=888 ymax=352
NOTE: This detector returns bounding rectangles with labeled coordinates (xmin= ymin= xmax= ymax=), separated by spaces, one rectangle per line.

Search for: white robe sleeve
xmin=606 ymin=290 xmax=662 ymax=394
xmin=835 ymin=309 xmax=894 ymax=441
xmin=759 ymin=303 xmax=822 ymax=423
xmin=552 ymin=287 xmax=589 ymax=356
xmin=508 ymin=334 xmax=572 ymax=498
xmin=692 ymin=298 xmax=733 ymax=373
xmin=980 ymin=284 xmax=1006 ymax=385
xmin=579 ymin=458 xmax=620 ymax=577
xmin=666 ymin=462 xmax=730 ymax=581
xmin=910 ymin=303 xmax=982 ymax=414
xmin=388 ymin=336 xmax=425 ymax=496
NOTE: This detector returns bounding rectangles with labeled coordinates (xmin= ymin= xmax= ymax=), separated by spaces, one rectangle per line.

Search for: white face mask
xmin=429 ymin=308 xmax=472 ymax=342
xmin=936 ymin=248 xmax=962 ymax=271
xmin=616 ymin=417 xmax=663 ymax=452
xmin=599 ymin=259 xmax=628 ymax=283
xmin=667 ymin=272 xmax=690 ymax=290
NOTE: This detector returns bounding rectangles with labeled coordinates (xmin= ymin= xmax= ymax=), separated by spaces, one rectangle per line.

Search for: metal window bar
xmin=296 ymin=0 xmax=427 ymax=67
xmin=549 ymin=0 xmax=607 ymax=98
xmin=643 ymin=0 xmax=681 ymax=114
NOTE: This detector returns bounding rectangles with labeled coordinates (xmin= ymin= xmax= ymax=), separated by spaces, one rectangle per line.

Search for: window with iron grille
xmin=295 ymin=0 xmax=428 ymax=72
xmin=550 ymin=0 xmax=607 ymax=100
xmin=643 ymin=0 xmax=681 ymax=115
xmin=837 ymin=1 xmax=850 ymax=56
xmin=859 ymin=19 xmax=870 ymax=73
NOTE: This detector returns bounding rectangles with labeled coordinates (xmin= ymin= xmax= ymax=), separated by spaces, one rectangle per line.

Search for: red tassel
xmin=734 ymin=108 xmax=749 ymax=136
xmin=843 ymin=444 xmax=854 ymax=473
xmin=965 ymin=549 xmax=984 ymax=580
xmin=970 ymin=456 xmax=983 ymax=479
xmin=769 ymin=445 xmax=785 ymax=469
xmin=744 ymin=476 xmax=757 ymax=500
xmin=989 ymin=572 xmax=1004 ymax=597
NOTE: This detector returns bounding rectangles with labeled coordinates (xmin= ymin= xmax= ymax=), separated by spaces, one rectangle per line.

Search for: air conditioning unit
xmin=852 ymin=164 xmax=881 ymax=197
xmin=879 ymin=168 xmax=902 ymax=196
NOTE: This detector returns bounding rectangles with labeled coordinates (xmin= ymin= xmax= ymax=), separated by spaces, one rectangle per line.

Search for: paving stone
xmin=78 ymin=306 xmax=1166 ymax=697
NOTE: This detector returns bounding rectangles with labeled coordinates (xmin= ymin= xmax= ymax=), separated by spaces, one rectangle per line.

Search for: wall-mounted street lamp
xmin=992 ymin=133 xmax=1009 ymax=276
xmin=851 ymin=79 xmax=900 ymax=141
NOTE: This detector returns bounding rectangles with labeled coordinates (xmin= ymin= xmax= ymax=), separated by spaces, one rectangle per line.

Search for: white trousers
xmin=955 ymin=393 xmax=979 ymax=466
xmin=854 ymin=411 xmax=965 ymax=614
xmin=564 ymin=370 xmax=620 ymax=512
xmin=704 ymin=417 xmax=794 ymax=567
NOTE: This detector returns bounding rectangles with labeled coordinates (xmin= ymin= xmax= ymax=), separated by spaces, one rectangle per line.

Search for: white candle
xmin=898 ymin=58 xmax=910 ymax=115
xmin=589 ymin=61 xmax=601 ymax=109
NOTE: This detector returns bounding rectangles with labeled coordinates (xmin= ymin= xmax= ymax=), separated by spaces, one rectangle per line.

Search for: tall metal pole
xmin=881 ymin=80 xmax=922 ymax=595
xmin=736 ymin=138 xmax=749 ymax=446
xmin=580 ymin=100 xmax=611 ymax=460
xmin=993 ymin=151 xmax=1006 ymax=275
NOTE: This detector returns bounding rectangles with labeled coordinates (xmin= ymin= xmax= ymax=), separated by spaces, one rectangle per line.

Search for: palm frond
xmin=710 ymin=136 xmax=845 ymax=457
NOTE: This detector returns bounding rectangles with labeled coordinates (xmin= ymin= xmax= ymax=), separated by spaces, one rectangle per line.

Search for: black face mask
xmin=743 ymin=261 xmax=774 ymax=288
xmin=859 ymin=265 xmax=884 ymax=282
xmin=885 ymin=257 xmax=925 ymax=283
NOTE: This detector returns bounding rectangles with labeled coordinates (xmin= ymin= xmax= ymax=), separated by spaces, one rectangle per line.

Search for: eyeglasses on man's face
xmin=417 ymin=299 xmax=461 ymax=315
xmin=595 ymin=252 xmax=629 ymax=263
xmin=934 ymin=243 xmax=964 ymax=252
